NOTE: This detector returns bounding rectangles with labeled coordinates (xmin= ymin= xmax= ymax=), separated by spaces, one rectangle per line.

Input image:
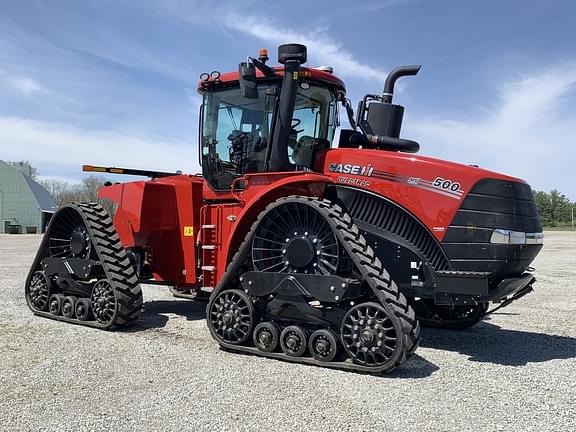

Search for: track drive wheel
xmin=26 ymin=271 xmax=50 ymax=312
xmin=208 ymin=289 xmax=255 ymax=345
xmin=91 ymin=280 xmax=117 ymax=325
xmin=341 ymin=302 xmax=400 ymax=367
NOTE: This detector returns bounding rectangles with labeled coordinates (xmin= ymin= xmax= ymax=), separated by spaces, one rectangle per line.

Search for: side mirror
xmin=239 ymin=62 xmax=258 ymax=99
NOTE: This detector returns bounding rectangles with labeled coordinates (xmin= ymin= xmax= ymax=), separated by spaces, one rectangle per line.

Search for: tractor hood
xmin=319 ymin=148 xmax=537 ymax=240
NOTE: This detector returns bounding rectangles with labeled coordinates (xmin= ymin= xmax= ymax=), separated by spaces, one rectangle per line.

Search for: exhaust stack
xmin=382 ymin=65 xmax=421 ymax=104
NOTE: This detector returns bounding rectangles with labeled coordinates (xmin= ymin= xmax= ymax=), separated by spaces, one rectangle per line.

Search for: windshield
xmin=201 ymin=82 xmax=337 ymax=190
xmin=202 ymin=86 xmax=273 ymax=190
xmin=289 ymin=84 xmax=337 ymax=165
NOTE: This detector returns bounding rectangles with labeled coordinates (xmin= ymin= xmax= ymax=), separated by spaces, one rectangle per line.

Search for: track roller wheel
xmin=208 ymin=289 xmax=255 ymax=345
xmin=75 ymin=298 xmax=92 ymax=321
xmin=280 ymin=326 xmax=308 ymax=357
xmin=341 ymin=302 xmax=400 ymax=367
xmin=253 ymin=322 xmax=280 ymax=352
xmin=61 ymin=296 xmax=77 ymax=319
xmin=48 ymin=294 xmax=63 ymax=316
xmin=309 ymin=329 xmax=338 ymax=362
xmin=26 ymin=271 xmax=50 ymax=312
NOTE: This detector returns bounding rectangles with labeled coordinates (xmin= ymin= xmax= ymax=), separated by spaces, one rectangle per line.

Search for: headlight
xmin=490 ymin=229 xmax=543 ymax=245
xmin=526 ymin=232 xmax=545 ymax=244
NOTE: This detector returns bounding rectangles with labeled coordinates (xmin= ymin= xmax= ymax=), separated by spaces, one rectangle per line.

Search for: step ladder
xmin=199 ymin=223 xmax=217 ymax=293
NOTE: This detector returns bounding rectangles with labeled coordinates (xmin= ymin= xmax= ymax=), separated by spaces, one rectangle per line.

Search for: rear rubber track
xmin=25 ymin=202 xmax=143 ymax=329
xmin=208 ymin=195 xmax=420 ymax=374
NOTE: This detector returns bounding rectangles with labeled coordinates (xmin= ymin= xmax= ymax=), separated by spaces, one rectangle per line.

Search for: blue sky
xmin=0 ymin=0 xmax=575 ymax=199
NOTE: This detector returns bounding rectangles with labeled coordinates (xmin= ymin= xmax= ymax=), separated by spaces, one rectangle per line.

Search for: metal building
xmin=0 ymin=160 xmax=56 ymax=234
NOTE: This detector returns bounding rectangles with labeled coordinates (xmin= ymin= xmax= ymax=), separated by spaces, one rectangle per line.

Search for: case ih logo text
xmin=328 ymin=163 xmax=374 ymax=176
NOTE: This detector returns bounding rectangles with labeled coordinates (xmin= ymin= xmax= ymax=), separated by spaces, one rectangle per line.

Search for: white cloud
xmin=339 ymin=0 xmax=419 ymax=12
xmin=405 ymin=63 xmax=576 ymax=199
xmin=5 ymin=75 xmax=44 ymax=94
xmin=0 ymin=116 xmax=199 ymax=180
xmin=222 ymin=14 xmax=387 ymax=83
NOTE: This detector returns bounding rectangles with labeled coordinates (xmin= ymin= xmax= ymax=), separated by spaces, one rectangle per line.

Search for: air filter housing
xmin=278 ymin=44 xmax=307 ymax=64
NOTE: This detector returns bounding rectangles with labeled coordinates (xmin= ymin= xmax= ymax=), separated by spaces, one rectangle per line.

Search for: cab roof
xmin=197 ymin=66 xmax=346 ymax=94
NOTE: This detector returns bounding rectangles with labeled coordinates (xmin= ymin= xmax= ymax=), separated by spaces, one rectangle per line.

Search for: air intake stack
xmin=268 ymin=43 xmax=308 ymax=171
xmin=354 ymin=65 xmax=421 ymax=153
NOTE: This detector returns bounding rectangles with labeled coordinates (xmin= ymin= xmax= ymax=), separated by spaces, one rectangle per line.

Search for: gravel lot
xmin=1 ymin=232 xmax=575 ymax=431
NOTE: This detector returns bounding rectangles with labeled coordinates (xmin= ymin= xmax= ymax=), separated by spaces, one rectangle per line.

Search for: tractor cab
xmin=198 ymin=44 xmax=424 ymax=193
xmin=198 ymin=45 xmax=344 ymax=191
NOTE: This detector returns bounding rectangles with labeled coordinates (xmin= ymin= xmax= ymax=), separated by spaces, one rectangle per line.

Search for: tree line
xmin=38 ymin=176 xmax=114 ymax=214
xmin=532 ymin=189 xmax=575 ymax=228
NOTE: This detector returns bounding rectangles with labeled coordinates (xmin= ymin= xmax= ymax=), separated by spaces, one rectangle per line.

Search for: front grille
xmin=442 ymin=179 xmax=542 ymax=277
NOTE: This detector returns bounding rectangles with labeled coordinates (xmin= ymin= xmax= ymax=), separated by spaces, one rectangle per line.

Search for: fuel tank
xmin=98 ymin=175 xmax=204 ymax=286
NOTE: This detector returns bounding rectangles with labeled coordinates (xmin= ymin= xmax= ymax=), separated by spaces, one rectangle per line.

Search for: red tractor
xmin=25 ymin=44 xmax=543 ymax=373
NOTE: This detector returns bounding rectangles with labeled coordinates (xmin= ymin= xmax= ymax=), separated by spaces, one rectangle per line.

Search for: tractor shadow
xmin=127 ymin=298 xmax=207 ymax=331
xmin=420 ymin=320 xmax=576 ymax=366
xmin=388 ymin=354 xmax=440 ymax=379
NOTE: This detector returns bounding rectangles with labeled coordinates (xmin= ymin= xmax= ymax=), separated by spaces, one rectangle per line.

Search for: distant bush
xmin=533 ymin=189 xmax=575 ymax=229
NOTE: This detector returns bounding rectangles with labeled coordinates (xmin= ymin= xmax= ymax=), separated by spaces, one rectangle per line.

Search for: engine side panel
xmin=320 ymin=149 xmax=542 ymax=284
xmin=319 ymin=148 xmax=522 ymax=241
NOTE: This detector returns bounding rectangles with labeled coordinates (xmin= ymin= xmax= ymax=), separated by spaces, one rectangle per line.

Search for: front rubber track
xmin=25 ymin=202 xmax=143 ymax=329
xmin=208 ymin=195 xmax=421 ymax=374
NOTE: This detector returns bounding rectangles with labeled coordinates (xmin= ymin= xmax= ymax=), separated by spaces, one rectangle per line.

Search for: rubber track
xmin=25 ymin=203 xmax=143 ymax=329
xmin=208 ymin=195 xmax=421 ymax=373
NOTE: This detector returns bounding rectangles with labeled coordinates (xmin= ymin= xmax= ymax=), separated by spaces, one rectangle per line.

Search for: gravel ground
xmin=1 ymin=232 xmax=575 ymax=431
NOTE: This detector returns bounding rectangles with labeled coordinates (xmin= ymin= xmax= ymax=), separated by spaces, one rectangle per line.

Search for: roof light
xmin=210 ymin=71 xmax=221 ymax=80
xmin=258 ymin=48 xmax=269 ymax=63
xmin=199 ymin=72 xmax=210 ymax=81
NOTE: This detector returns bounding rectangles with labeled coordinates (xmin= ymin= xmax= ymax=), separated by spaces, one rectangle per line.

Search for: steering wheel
xmin=291 ymin=118 xmax=304 ymax=135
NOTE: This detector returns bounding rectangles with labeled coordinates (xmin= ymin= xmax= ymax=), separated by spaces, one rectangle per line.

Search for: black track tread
xmin=208 ymin=195 xmax=421 ymax=373
xmin=25 ymin=202 xmax=142 ymax=329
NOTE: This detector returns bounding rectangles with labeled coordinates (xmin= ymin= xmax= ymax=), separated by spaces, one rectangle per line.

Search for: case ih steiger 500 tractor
xmin=25 ymin=44 xmax=543 ymax=373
